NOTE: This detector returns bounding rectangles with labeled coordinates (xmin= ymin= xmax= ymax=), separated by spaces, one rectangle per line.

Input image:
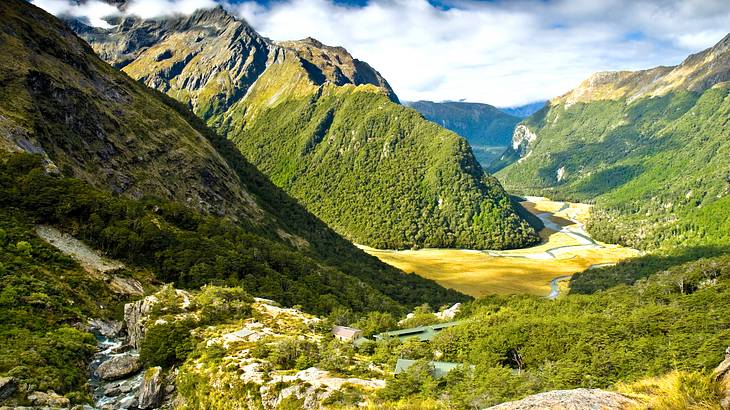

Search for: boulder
xmin=714 ymin=347 xmax=730 ymax=409
xmin=0 ymin=377 xmax=16 ymax=400
xmin=138 ymin=367 xmax=164 ymax=409
xmin=95 ymin=355 xmax=141 ymax=381
xmin=88 ymin=319 xmax=124 ymax=339
xmin=487 ymin=388 xmax=637 ymax=410
xmin=27 ymin=390 xmax=70 ymax=407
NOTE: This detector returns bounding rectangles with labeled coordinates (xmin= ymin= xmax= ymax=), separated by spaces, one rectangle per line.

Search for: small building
xmin=394 ymin=359 xmax=463 ymax=379
xmin=331 ymin=326 xmax=363 ymax=342
xmin=375 ymin=321 xmax=460 ymax=342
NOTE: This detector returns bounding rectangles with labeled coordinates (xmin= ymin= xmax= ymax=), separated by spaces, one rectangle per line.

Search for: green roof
xmin=394 ymin=359 xmax=463 ymax=379
xmin=375 ymin=321 xmax=460 ymax=342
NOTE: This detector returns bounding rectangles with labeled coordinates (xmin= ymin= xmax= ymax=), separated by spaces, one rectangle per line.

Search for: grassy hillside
xmin=496 ymin=35 xmax=730 ymax=250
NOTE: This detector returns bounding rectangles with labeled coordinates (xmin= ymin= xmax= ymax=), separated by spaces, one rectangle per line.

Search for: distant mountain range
xmin=496 ymin=34 xmax=730 ymax=249
xmin=498 ymin=101 xmax=547 ymax=118
xmin=69 ymin=6 xmax=540 ymax=250
xmin=404 ymin=100 xmax=520 ymax=166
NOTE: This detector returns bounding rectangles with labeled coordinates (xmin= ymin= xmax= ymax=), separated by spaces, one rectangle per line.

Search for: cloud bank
xmin=33 ymin=0 xmax=730 ymax=106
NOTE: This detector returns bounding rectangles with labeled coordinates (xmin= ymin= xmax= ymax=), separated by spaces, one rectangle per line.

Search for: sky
xmin=32 ymin=0 xmax=730 ymax=107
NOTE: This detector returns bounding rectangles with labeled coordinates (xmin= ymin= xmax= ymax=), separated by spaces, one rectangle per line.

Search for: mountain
xmin=0 ymin=0 xmax=468 ymax=313
xmin=404 ymin=100 xmax=521 ymax=166
xmin=495 ymin=35 xmax=730 ymax=249
xmin=70 ymin=7 xmax=540 ymax=250
xmin=498 ymin=100 xmax=547 ymax=118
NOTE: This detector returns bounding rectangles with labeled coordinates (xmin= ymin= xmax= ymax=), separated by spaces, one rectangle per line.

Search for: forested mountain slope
xmin=405 ymin=100 xmax=521 ymax=166
xmin=496 ymin=34 xmax=730 ymax=249
xmin=0 ymin=0 xmax=467 ymax=312
xmin=71 ymin=7 xmax=539 ymax=250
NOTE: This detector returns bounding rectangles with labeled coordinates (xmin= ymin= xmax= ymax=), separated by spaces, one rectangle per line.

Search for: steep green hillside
xmin=70 ymin=9 xmax=540 ymax=250
xmin=0 ymin=0 xmax=467 ymax=311
xmin=497 ymin=35 xmax=730 ymax=249
xmin=367 ymin=251 xmax=730 ymax=407
xmin=405 ymin=100 xmax=521 ymax=166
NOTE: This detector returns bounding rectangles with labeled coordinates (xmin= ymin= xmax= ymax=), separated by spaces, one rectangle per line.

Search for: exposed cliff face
xmin=1 ymin=0 xmax=265 ymax=219
xmin=71 ymin=8 xmax=397 ymax=120
xmin=511 ymin=124 xmax=537 ymax=157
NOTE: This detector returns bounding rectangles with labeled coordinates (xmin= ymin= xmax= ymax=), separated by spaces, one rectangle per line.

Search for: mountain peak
xmin=555 ymin=32 xmax=730 ymax=105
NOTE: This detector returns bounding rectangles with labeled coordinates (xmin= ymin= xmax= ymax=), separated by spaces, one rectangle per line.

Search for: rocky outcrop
xmin=27 ymin=390 xmax=70 ymax=408
xmin=138 ymin=367 xmax=164 ymax=409
xmin=0 ymin=377 xmax=16 ymax=400
xmin=487 ymin=388 xmax=636 ymax=410
xmin=714 ymin=347 xmax=730 ymax=409
xmin=95 ymin=354 xmax=142 ymax=381
xmin=124 ymin=295 xmax=159 ymax=349
xmin=88 ymin=319 xmax=125 ymax=339
xmin=511 ymin=124 xmax=537 ymax=158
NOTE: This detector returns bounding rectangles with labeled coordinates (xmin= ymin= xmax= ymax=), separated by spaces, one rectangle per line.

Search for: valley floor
xmin=360 ymin=197 xmax=640 ymax=297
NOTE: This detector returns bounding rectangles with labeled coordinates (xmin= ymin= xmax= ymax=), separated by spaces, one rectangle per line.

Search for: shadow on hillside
xmin=568 ymin=245 xmax=730 ymax=295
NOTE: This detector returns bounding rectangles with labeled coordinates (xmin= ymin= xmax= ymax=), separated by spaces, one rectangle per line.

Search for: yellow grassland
xmin=360 ymin=198 xmax=640 ymax=297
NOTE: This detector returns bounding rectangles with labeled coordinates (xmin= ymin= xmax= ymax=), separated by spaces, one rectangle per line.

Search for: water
xmin=88 ymin=333 xmax=143 ymax=410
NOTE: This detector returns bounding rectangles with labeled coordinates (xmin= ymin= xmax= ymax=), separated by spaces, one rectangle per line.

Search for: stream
xmin=87 ymin=330 xmax=144 ymax=410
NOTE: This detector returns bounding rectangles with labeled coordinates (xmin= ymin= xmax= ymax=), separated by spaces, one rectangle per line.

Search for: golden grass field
xmin=361 ymin=197 xmax=640 ymax=297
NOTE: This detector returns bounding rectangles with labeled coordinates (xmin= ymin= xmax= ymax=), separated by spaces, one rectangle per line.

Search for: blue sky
xmin=34 ymin=0 xmax=730 ymax=106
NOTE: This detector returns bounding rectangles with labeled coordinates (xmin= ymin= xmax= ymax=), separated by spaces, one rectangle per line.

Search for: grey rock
xmin=138 ymin=367 xmax=164 ymax=409
xmin=104 ymin=386 xmax=121 ymax=397
xmin=124 ymin=296 xmax=158 ymax=349
xmin=0 ymin=377 xmax=16 ymax=400
xmin=95 ymin=354 xmax=141 ymax=381
xmin=88 ymin=319 xmax=124 ymax=339
xmin=487 ymin=388 xmax=636 ymax=410
xmin=120 ymin=396 xmax=139 ymax=409
xmin=119 ymin=383 xmax=133 ymax=394
xmin=27 ymin=390 xmax=70 ymax=408
xmin=715 ymin=347 xmax=730 ymax=409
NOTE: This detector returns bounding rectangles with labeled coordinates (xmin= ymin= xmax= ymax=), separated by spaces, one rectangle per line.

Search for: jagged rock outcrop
xmin=511 ymin=124 xmax=537 ymax=158
xmin=487 ymin=388 xmax=637 ymax=410
xmin=95 ymin=354 xmax=142 ymax=381
xmin=0 ymin=377 xmax=16 ymax=400
xmin=70 ymin=7 xmax=396 ymax=120
xmin=138 ymin=367 xmax=164 ymax=409
xmin=124 ymin=295 xmax=158 ymax=350
xmin=714 ymin=347 xmax=730 ymax=409
xmin=88 ymin=319 xmax=124 ymax=339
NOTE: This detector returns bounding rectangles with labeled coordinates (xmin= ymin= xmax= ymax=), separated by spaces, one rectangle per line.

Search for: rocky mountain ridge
xmin=555 ymin=34 xmax=730 ymax=106
xmin=70 ymin=5 xmax=540 ymax=250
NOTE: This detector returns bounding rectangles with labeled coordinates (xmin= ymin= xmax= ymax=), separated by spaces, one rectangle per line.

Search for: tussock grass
xmin=617 ymin=371 xmax=721 ymax=410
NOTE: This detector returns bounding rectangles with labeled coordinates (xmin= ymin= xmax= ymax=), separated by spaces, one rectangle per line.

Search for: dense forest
xmin=221 ymin=60 xmax=540 ymax=250
xmin=498 ymin=87 xmax=730 ymax=250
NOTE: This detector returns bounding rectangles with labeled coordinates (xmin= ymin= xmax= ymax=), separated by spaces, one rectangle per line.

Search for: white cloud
xmin=228 ymin=0 xmax=730 ymax=106
xmin=32 ymin=0 xmax=119 ymax=28
xmin=33 ymin=0 xmax=730 ymax=106
xmin=124 ymin=0 xmax=218 ymax=19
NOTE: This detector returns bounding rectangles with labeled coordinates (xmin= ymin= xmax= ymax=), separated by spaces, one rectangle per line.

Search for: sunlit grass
xmin=361 ymin=199 xmax=639 ymax=297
